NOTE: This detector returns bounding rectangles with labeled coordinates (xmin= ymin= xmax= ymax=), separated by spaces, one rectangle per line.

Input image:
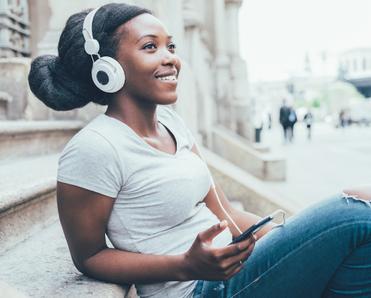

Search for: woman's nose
xmin=161 ymin=50 xmax=177 ymax=66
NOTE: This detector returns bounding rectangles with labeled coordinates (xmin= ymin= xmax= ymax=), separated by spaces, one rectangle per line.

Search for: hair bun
xmin=28 ymin=55 xmax=91 ymax=111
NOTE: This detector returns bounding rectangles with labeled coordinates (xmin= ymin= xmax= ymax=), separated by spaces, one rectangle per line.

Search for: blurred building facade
xmin=250 ymin=49 xmax=369 ymax=125
xmin=339 ymin=48 xmax=371 ymax=97
xmin=0 ymin=0 xmax=286 ymax=183
xmin=1 ymin=0 xmax=252 ymax=144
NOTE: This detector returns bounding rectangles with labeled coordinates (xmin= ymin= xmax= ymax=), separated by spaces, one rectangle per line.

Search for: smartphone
xmin=229 ymin=215 xmax=273 ymax=245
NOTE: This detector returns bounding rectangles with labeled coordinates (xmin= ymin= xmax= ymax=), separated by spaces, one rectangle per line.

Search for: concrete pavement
xmin=259 ymin=122 xmax=371 ymax=210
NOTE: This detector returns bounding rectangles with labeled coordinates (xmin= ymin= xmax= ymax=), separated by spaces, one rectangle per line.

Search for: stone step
xmin=0 ymin=153 xmax=137 ymax=297
xmin=0 ymin=145 xmax=296 ymax=298
xmin=0 ymin=120 xmax=83 ymax=162
xmin=212 ymin=126 xmax=286 ymax=181
xmin=0 ymin=221 xmax=135 ymax=298
xmin=200 ymin=146 xmax=299 ymax=216
xmin=0 ymin=154 xmax=59 ymax=254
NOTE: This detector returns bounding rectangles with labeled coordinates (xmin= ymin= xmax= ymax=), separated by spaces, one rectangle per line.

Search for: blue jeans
xmin=193 ymin=195 xmax=371 ymax=297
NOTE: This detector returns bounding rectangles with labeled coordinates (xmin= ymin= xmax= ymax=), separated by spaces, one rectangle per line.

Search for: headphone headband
xmin=83 ymin=8 xmax=100 ymax=55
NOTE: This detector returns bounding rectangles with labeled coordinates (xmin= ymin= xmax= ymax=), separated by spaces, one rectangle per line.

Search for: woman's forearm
xmin=81 ymin=248 xmax=189 ymax=284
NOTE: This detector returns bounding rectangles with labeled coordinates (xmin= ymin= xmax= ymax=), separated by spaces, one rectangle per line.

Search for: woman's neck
xmin=105 ymin=95 xmax=160 ymax=138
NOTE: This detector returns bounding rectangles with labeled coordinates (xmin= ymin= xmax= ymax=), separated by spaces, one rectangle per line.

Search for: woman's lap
xmin=193 ymin=195 xmax=371 ymax=298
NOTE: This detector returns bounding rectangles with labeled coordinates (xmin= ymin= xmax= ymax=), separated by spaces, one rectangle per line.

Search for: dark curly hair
xmin=28 ymin=3 xmax=151 ymax=111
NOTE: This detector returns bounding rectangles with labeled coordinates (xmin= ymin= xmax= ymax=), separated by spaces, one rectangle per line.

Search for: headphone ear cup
xmin=91 ymin=56 xmax=125 ymax=93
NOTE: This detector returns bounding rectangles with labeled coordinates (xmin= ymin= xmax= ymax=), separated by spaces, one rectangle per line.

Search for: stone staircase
xmin=0 ymin=119 xmax=297 ymax=298
xmin=0 ymin=120 xmax=137 ymax=297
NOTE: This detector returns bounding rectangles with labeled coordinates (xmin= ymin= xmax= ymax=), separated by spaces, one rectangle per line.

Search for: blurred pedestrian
xmin=253 ymin=110 xmax=264 ymax=143
xmin=279 ymin=100 xmax=290 ymax=143
xmin=287 ymin=106 xmax=297 ymax=142
xmin=339 ymin=109 xmax=346 ymax=128
xmin=267 ymin=112 xmax=272 ymax=130
xmin=303 ymin=110 xmax=314 ymax=140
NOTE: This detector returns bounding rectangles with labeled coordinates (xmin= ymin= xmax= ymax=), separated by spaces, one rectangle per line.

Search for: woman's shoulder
xmin=61 ymin=114 xmax=119 ymax=158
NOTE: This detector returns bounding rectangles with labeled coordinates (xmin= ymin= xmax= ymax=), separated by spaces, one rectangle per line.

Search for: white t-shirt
xmin=57 ymin=105 xmax=232 ymax=298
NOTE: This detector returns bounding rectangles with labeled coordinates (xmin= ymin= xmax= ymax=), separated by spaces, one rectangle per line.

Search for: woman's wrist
xmin=176 ymin=253 xmax=192 ymax=281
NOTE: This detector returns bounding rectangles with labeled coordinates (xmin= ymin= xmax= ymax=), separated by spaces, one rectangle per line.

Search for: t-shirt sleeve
xmin=57 ymin=129 xmax=123 ymax=198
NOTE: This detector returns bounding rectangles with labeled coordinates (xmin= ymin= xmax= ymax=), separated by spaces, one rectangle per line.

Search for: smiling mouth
xmin=155 ymin=75 xmax=177 ymax=82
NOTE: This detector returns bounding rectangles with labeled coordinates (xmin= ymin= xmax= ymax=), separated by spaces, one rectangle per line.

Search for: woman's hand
xmin=180 ymin=221 xmax=256 ymax=281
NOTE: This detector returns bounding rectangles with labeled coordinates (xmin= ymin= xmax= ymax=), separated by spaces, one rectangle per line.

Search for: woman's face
xmin=115 ymin=13 xmax=181 ymax=105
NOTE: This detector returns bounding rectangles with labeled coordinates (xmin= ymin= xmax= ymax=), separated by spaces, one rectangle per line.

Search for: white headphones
xmin=82 ymin=7 xmax=126 ymax=93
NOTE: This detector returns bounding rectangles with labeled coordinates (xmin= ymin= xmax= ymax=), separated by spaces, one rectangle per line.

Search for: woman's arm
xmin=191 ymin=145 xmax=276 ymax=240
xmin=204 ymin=183 xmax=276 ymax=240
xmin=57 ymin=182 xmax=254 ymax=283
xmin=57 ymin=182 xmax=185 ymax=284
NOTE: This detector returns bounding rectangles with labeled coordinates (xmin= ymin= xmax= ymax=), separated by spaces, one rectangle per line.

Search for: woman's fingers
xmin=224 ymin=260 xmax=244 ymax=277
xmin=197 ymin=221 xmax=228 ymax=245
xmin=225 ymin=262 xmax=245 ymax=279
xmin=216 ymin=235 xmax=255 ymax=258
xmin=224 ymin=242 xmax=255 ymax=269
xmin=210 ymin=235 xmax=255 ymax=274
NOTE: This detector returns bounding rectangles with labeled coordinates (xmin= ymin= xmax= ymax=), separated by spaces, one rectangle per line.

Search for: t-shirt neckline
xmin=100 ymin=111 xmax=179 ymax=158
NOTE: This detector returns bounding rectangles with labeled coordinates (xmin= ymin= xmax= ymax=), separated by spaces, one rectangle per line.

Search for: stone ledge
xmin=0 ymin=120 xmax=83 ymax=134
xmin=0 ymin=222 xmax=134 ymax=298
xmin=0 ymin=154 xmax=59 ymax=204
xmin=0 ymin=121 xmax=82 ymax=161
xmin=0 ymin=155 xmax=59 ymax=254
xmin=201 ymin=146 xmax=298 ymax=216
xmin=0 ymin=178 xmax=55 ymax=214
xmin=0 ymin=91 xmax=13 ymax=103
xmin=212 ymin=126 xmax=286 ymax=181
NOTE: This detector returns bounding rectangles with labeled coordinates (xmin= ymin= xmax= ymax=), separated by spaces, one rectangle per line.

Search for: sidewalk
xmin=259 ymin=122 xmax=371 ymax=211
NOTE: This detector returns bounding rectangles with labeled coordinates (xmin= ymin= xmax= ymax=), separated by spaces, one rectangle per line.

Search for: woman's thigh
xmin=193 ymin=195 xmax=371 ymax=298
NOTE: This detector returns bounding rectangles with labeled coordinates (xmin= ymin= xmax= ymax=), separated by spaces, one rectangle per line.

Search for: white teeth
xmin=157 ymin=75 xmax=177 ymax=81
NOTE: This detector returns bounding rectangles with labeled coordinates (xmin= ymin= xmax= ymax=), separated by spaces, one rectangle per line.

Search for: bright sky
xmin=239 ymin=0 xmax=371 ymax=82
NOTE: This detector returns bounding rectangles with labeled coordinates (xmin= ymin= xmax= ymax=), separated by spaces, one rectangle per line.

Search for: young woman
xmin=28 ymin=3 xmax=371 ymax=298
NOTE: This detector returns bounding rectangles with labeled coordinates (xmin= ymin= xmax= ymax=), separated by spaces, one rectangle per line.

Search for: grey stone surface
xmin=0 ymin=91 xmax=13 ymax=120
xmin=0 ymin=154 xmax=59 ymax=254
xmin=202 ymin=146 xmax=298 ymax=217
xmin=261 ymin=123 xmax=371 ymax=210
xmin=0 ymin=58 xmax=30 ymax=120
xmin=0 ymin=120 xmax=83 ymax=161
xmin=0 ymin=222 xmax=133 ymax=298
xmin=212 ymin=126 xmax=287 ymax=181
xmin=0 ymin=281 xmax=29 ymax=298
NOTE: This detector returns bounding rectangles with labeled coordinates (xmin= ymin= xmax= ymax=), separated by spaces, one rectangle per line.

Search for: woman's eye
xmin=143 ymin=43 xmax=156 ymax=50
xmin=168 ymin=43 xmax=176 ymax=51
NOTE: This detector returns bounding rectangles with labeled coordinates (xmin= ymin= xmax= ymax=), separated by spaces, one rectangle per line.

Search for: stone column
xmin=34 ymin=0 xmax=119 ymax=55
xmin=225 ymin=0 xmax=252 ymax=140
xmin=213 ymin=0 xmax=234 ymax=130
xmin=181 ymin=0 xmax=215 ymax=146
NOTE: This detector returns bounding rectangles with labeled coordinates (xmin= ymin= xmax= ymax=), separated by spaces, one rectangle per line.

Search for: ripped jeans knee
xmin=342 ymin=192 xmax=371 ymax=208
